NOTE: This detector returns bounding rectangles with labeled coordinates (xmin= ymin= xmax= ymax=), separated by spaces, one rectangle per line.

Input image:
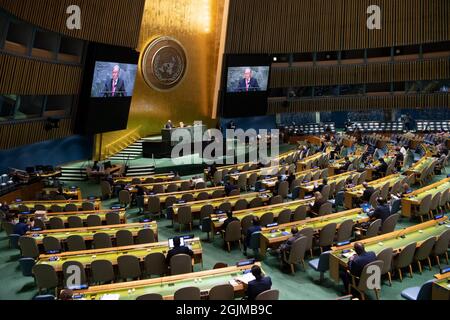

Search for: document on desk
xmin=236 ymin=273 xmax=256 ymax=285
xmin=100 ymin=294 xmax=121 ymax=300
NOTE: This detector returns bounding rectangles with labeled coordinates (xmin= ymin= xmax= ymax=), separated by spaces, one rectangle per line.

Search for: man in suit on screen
xmin=237 ymin=68 xmax=260 ymax=92
xmin=103 ymin=65 xmax=126 ymax=97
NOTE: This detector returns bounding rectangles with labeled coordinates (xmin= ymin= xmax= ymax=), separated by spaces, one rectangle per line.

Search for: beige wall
xmin=98 ymin=0 xmax=225 ymax=158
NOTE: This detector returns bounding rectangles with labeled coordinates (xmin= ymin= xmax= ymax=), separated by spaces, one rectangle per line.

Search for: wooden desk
xmin=42 ymin=187 xmax=82 ymax=200
xmin=36 ymin=237 xmax=203 ymax=272
xmin=259 ymin=208 xmax=368 ymax=257
xmin=113 ymin=173 xmax=175 ymax=185
xmin=131 ymin=179 xmax=202 ymax=193
xmin=9 ymin=199 xmax=101 ymax=211
xmin=405 ymin=157 xmax=435 ymax=183
xmin=432 ymin=274 xmax=450 ymax=300
xmin=72 ymin=263 xmax=263 ymax=300
xmin=329 ymin=217 xmax=449 ymax=283
xmin=328 ymin=155 xmax=360 ymax=176
xmin=211 ymin=198 xmax=315 ymax=235
xmin=401 ymin=177 xmax=450 ymax=218
xmin=300 ymin=170 xmax=356 ymax=199
xmin=19 ymin=209 xmax=127 ymax=226
xmin=228 ymin=164 xmax=292 ymax=183
xmin=25 ymin=222 xmax=158 ymax=249
xmin=143 ymin=186 xmax=224 ymax=205
xmin=344 ymin=174 xmax=404 ymax=209
xmin=297 ymin=152 xmax=325 ymax=171
xmin=0 ymin=181 xmax=44 ymax=203
xmin=171 ymin=191 xmax=272 ymax=223
xmin=365 ymin=157 xmax=395 ymax=181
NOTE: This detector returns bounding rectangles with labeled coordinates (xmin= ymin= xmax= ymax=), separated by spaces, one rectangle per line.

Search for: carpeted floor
xmin=0 ymin=163 xmax=448 ymax=300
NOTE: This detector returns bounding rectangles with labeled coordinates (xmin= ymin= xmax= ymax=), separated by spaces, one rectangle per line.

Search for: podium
xmin=161 ymin=124 xmax=207 ymax=146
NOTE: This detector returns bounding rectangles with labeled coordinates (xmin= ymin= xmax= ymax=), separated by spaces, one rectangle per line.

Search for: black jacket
xmin=223 ymin=217 xmax=239 ymax=231
xmin=349 ymin=251 xmax=377 ymax=277
xmin=166 ymin=246 xmax=194 ymax=264
xmin=370 ymin=204 xmax=391 ymax=223
xmin=361 ymin=187 xmax=375 ymax=202
xmin=311 ymin=198 xmax=327 ymax=214
xmin=247 ymin=276 xmax=272 ymax=300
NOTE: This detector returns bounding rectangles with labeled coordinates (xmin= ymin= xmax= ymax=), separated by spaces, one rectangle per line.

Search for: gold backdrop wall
xmin=97 ymin=0 xmax=225 ymax=159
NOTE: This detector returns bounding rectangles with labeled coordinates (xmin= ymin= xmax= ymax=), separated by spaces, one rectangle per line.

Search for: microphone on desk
xmin=396 ymin=227 xmax=408 ymax=239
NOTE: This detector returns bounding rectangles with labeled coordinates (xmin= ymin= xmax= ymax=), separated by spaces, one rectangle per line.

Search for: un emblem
xmin=141 ymin=37 xmax=187 ymax=91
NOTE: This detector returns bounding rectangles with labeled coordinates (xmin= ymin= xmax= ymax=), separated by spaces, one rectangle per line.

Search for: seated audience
xmin=375 ymin=158 xmax=388 ymax=178
xmin=13 ymin=217 xmax=30 ymax=236
xmin=279 ymin=227 xmax=301 ymax=262
xmin=310 ymin=192 xmax=327 ymax=215
xmin=166 ymin=236 xmax=194 ymax=264
xmin=360 ymin=182 xmax=375 ymax=203
xmin=243 ymin=217 xmax=262 ymax=256
xmin=340 ymin=242 xmax=377 ymax=294
xmin=224 ymin=182 xmax=238 ymax=196
xmin=246 ymin=265 xmax=273 ymax=300
xmin=368 ymin=198 xmax=391 ymax=223
xmin=222 ymin=211 xmax=239 ymax=231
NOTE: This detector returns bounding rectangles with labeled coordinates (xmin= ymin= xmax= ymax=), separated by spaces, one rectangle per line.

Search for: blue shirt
xmin=246 ymin=225 xmax=262 ymax=246
xmin=13 ymin=222 xmax=29 ymax=236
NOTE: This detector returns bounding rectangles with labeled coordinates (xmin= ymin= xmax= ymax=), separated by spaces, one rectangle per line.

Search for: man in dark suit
xmin=310 ymin=192 xmax=327 ymax=215
xmin=237 ymin=68 xmax=260 ymax=92
xmin=313 ymin=178 xmax=328 ymax=194
xmin=224 ymin=182 xmax=238 ymax=196
xmin=279 ymin=227 xmax=301 ymax=261
xmin=360 ymin=182 xmax=375 ymax=203
xmin=166 ymin=236 xmax=194 ymax=264
xmin=222 ymin=211 xmax=239 ymax=231
xmin=337 ymin=157 xmax=352 ymax=174
xmin=103 ymin=65 xmax=126 ymax=97
xmin=369 ymin=198 xmax=391 ymax=223
xmin=246 ymin=265 xmax=273 ymax=300
xmin=340 ymin=242 xmax=377 ymax=294
xmin=13 ymin=217 xmax=30 ymax=236
xmin=375 ymin=158 xmax=388 ymax=179
xmin=244 ymin=217 xmax=262 ymax=256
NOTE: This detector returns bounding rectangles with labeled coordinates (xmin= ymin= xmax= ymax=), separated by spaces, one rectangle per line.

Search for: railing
xmin=102 ymin=126 xmax=143 ymax=160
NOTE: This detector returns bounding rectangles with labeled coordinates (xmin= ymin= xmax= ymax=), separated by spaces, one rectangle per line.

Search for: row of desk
xmin=26 ymin=222 xmax=158 ymax=248
xmin=20 ymin=209 xmax=127 ymax=226
xmin=329 ymin=217 xmax=450 ymax=283
xmin=72 ymin=263 xmax=261 ymax=300
xmin=36 ymin=237 xmax=203 ymax=272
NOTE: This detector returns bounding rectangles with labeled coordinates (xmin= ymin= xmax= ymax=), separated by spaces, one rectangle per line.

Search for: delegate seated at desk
xmin=368 ymin=198 xmax=392 ymax=223
xmin=222 ymin=211 xmax=239 ymax=231
xmin=340 ymin=242 xmax=377 ymax=294
xmin=310 ymin=192 xmax=327 ymax=215
xmin=361 ymin=182 xmax=375 ymax=203
xmin=246 ymin=265 xmax=272 ymax=300
xmin=166 ymin=237 xmax=194 ymax=264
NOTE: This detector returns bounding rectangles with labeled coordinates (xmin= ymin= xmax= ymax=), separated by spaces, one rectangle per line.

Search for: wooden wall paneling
xmin=0 ymin=118 xmax=74 ymax=150
xmin=0 ymin=0 xmax=145 ymax=48
xmin=0 ymin=53 xmax=82 ymax=94
xmin=269 ymin=58 xmax=450 ymax=88
xmin=225 ymin=0 xmax=450 ymax=54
